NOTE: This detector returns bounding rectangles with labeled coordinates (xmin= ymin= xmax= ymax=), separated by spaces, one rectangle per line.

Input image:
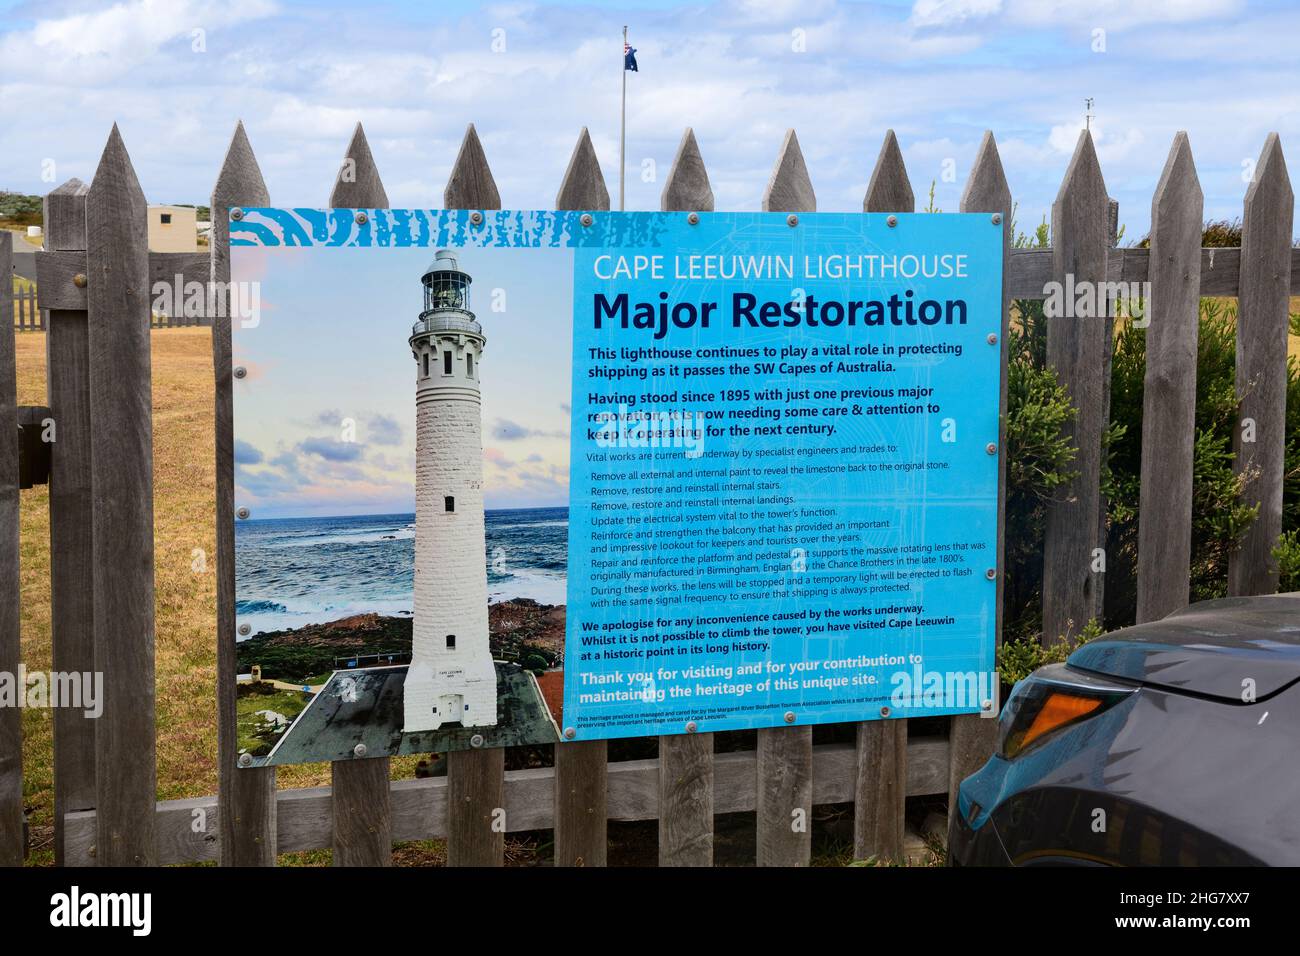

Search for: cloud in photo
xmin=367 ymin=413 xmax=404 ymax=446
xmin=298 ymin=436 xmax=365 ymax=462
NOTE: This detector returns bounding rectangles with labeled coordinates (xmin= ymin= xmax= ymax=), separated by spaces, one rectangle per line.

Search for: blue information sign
xmin=563 ymin=212 xmax=1003 ymax=740
xmin=227 ymin=207 xmax=1001 ymax=761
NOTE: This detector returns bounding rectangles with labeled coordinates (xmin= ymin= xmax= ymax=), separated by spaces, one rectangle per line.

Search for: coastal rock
xmin=238 ymin=599 xmax=566 ymax=683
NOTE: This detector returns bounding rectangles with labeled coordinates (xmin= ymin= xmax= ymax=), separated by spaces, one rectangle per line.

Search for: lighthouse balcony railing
xmin=412 ymin=311 xmax=482 ymax=337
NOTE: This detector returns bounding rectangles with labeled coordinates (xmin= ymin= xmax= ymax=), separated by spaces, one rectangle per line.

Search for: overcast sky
xmin=2 ymin=0 xmax=1297 ymax=240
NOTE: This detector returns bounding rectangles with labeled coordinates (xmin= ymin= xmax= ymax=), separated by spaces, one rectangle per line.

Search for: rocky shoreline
xmin=236 ymin=598 xmax=565 ymax=684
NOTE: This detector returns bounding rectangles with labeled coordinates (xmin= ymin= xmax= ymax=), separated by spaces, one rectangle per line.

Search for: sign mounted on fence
xmin=228 ymin=208 xmax=1001 ymax=765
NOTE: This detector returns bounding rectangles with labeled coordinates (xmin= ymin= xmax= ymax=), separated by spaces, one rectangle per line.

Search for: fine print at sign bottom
xmin=227 ymin=208 xmax=1000 ymax=766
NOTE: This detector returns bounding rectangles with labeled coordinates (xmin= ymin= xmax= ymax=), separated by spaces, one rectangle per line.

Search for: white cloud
xmin=4 ymin=0 xmax=277 ymax=81
xmin=911 ymin=0 xmax=1003 ymax=28
xmin=1048 ymin=120 xmax=1144 ymax=163
xmin=728 ymin=0 xmax=837 ymax=23
xmin=1007 ymin=0 xmax=1242 ymax=29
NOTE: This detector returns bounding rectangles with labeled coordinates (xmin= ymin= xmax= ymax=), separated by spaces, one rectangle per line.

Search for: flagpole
xmin=620 ymin=24 xmax=627 ymax=211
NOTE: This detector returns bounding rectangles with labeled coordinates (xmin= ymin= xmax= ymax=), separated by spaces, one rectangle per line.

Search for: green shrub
xmin=936 ymin=208 xmax=1297 ymax=640
xmin=999 ymin=237 xmax=1300 ymax=639
xmin=1276 ymin=531 xmax=1300 ymax=594
xmin=0 ymin=191 xmax=42 ymax=226
xmin=1002 ymin=325 xmax=1077 ymax=639
xmin=997 ymin=619 xmax=1104 ymax=686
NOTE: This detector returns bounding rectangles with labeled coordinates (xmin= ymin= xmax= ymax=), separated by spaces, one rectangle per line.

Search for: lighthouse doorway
xmin=436 ymin=694 xmax=466 ymax=727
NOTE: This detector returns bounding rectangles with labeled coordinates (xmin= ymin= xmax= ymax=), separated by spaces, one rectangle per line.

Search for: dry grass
xmin=14 ymin=328 xmax=404 ymax=865
xmin=1291 ymin=297 xmax=1300 ymax=362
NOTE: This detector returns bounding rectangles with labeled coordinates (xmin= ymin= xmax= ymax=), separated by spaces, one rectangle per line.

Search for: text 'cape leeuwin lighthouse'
xmin=403 ymin=250 xmax=498 ymax=732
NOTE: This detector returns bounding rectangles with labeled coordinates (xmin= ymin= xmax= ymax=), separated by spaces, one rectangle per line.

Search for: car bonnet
xmin=1067 ymin=593 xmax=1300 ymax=702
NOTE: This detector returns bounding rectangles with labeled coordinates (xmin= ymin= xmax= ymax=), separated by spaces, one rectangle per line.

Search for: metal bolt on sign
xmin=237 ymin=507 xmax=250 ymax=520
xmin=685 ymin=721 xmax=698 ymax=733
xmin=887 ymin=215 xmax=898 ymax=227
xmin=355 ymin=211 xmax=368 ymax=225
xmin=238 ymin=753 xmax=253 ymax=768
xmin=687 ymin=212 xmax=699 ymax=225
xmin=783 ymin=711 xmax=796 ymax=724
xmin=470 ymin=734 xmax=485 ymax=749
xmin=986 ymin=442 xmax=998 ymax=455
xmin=238 ymin=623 xmax=250 ymax=636
xmin=880 ymin=706 xmax=891 ymax=717
xmin=991 ymin=213 xmax=1002 ymax=225
xmin=230 ymin=207 xmax=244 ymax=221
xmin=564 ymin=727 xmax=576 ymax=740
xmin=987 ymin=333 xmax=998 ymax=345
xmin=786 ymin=214 xmax=799 ymax=227
xmin=580 ymin=213 xmax=593 ymax=227
xmin=353 ymin=744 xmax=367 ymax=758
xmin=470 ymin=211 xmax=484 ymax=226
xmin=985 ymin=568 xmax=997 ymax=580
xmin=233 ymin=366 xmax=247 ymax=379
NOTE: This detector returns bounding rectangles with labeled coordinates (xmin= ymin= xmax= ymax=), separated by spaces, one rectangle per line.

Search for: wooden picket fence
xmin=0 ymin=119 xmax=1295 ymax=868
xmin=11 ymin=282 xmax=211 ymax=332
xmin=11 ymin=288 xmax=39 ymax=332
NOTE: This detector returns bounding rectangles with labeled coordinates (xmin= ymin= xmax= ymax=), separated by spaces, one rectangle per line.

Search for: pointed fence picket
xmin=1230 ymin=134 xmax=1294 ymax=597
xmin=212 ymin=121 xmax=278 ymax=866
xmin=1041 ymin=132 xmax=1112 ymax=648
xmin=327 ymin=123 xmax=395 ymax=868
xmin=442 ymin=124 xmax=509 ymax=868
xmin=755 ymin=128 xmax=816 ymax=868
xmin=553 ymin=126 xmax=611 ymax=869
xmin=855 ymin=129 xmax=914 ymax=864
xmin=947 ymin=131 xmax=1012 ymax=823
xmin=655 ymin=127 xmax=718 ymax=868
xmin=1137 ymin=134 xmax=1203 ymax=623
xmin=0 ymin=231 xmax=20 ymax=866
xmin=10 ymin=122 xmax=1297 ymax=868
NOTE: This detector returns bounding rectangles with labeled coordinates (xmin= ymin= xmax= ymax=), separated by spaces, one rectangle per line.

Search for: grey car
xmin=950 ymin=593 xmax=1300 ymax=866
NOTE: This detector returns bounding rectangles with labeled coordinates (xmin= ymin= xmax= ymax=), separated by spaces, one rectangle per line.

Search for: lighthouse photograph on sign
xmin=228 ymin=207 xmax=1000 ymax=765
xmin=230 ymin=231 xmax=574 ymax=764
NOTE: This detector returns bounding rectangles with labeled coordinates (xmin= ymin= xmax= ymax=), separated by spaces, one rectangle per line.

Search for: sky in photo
xmin=1 ymin=0 xmax=1297 ymax=241
xmin=231 ymin=244 xmax=574 ymax=517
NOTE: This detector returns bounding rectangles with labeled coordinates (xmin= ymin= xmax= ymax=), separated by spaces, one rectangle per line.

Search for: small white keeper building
xmin=402 ymin=250 xmax=498 ymax=732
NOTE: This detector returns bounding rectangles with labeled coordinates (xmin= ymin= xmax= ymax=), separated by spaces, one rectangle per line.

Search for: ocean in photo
xmin=234 ymin=506 xmax=568 ymax=638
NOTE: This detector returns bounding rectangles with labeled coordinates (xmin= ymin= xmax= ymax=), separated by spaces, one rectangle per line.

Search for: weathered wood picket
xmin=0 ymin=232 xmax=20 ymax=866
xmin=2 ymin=120 xmax=1297 ymax=867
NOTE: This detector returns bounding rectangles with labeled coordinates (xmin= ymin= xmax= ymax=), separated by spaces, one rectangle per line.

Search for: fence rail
xmin=14 ymin=250 xmax=216 ymax=331
xmin=17 ymin=241 xmax=1300 ymax=336
xmin=1 ymin=119 xmax=1294 ymax=868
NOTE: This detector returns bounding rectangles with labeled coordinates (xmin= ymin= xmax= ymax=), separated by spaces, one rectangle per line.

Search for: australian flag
xmin=624 ymin=41 xmax=638 ymax=72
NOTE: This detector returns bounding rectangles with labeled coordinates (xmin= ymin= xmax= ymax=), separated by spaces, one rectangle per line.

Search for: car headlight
xmin=999 ymin=664 xmax=1136 ymax=760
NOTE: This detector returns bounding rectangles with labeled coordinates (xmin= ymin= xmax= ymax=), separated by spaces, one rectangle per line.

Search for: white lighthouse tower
xmin=403 ymin=250 xmax=498 ymax=732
